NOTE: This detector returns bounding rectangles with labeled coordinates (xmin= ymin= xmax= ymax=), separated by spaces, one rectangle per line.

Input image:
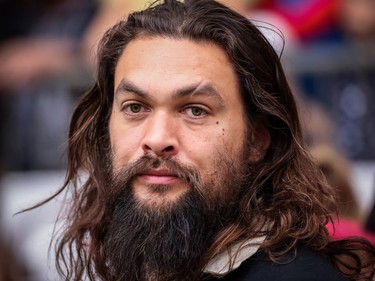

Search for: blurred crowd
xmin=0 ymin=0 xmax=375 ymax=280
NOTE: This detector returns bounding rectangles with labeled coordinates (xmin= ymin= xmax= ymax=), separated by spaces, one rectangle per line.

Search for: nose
xmin=142 ymin=112 xmax=178 ymax=157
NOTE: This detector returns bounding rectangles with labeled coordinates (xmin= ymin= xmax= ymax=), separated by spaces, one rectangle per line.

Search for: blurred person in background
xmin=247 ymin=0 xmax=375 ymax=45
xmin=216 ymin=0 xmax=300 ymax=54
xmin=338 ymin=0 xmax=375 ymax=44
xmin=83 ymin=0 xmax=151 ymax=68
xmin=311 ymin=144 xmax=375 ymax=244
xmin=0 ymin=0 xmax=98 ymax=171
xmin=249 ymin=0 xmax=340 ymax=44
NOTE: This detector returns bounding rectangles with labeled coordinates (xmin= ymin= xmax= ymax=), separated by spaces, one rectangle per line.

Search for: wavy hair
xmin=47 ymin=0 xmax=375 ymax=280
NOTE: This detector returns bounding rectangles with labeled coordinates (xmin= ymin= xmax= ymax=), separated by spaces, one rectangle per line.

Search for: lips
xmin=137 ymin=168 xmax=180 ymax=185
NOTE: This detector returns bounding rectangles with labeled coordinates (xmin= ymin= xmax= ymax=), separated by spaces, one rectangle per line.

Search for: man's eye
xmin=184 ymin=106 xmax=208 ymax=118
xmin=122 ymin=103 xmax=148 ymax=114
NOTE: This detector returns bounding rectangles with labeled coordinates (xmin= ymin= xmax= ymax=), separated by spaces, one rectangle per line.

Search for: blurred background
xmin=0 ymin=0 xmax=374 ymax=280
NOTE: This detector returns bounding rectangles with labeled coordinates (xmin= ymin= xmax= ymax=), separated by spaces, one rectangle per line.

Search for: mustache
xmin=109 ymin=155 xmax=202 ymax=195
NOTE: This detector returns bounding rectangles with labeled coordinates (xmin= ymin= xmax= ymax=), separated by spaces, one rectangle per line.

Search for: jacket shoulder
xmin=220 ymin=246 xmax=349 ymax=281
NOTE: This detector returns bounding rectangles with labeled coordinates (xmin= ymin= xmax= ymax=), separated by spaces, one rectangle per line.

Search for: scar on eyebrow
xmin=175 ymin=82 xmax=225 ymax=106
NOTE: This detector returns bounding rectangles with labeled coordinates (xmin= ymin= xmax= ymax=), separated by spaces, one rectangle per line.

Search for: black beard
xmin=103 ymin=155 xmax=249 ymax=281
xmin=104 ymin=188 xmax=230 ymax=281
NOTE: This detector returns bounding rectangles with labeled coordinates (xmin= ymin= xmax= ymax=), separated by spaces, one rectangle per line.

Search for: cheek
xmin=109 ymin=126 xmax=143 ymax=167
xmin=184 ymin=130 xmax=234 ymax=173
xmin=178 ymin=130 xmax=220 ymax=176
xmin=111 ymin=137 xmax=137 ymax=165
xmin=220 ymin=124 xmax=247 ymax=156
xmin=196 ymin=144 xmax=248 ymax=207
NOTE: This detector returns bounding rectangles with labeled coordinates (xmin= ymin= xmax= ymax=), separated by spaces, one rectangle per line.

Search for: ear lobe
xmin=248 ymin=126 xmax=270 ymax=163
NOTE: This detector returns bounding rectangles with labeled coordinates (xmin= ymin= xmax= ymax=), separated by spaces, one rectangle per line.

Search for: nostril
xmin=163 ymin=146 xmax=174 ymax=152
xmin=142 ymin=142 xmax=177 ymax=156
xmin=143 ymin=144 xmax=152 ymax=151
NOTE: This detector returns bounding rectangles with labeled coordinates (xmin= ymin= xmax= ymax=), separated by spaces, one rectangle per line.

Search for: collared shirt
xmin=204 ymin=236 xmax=266 ymax=275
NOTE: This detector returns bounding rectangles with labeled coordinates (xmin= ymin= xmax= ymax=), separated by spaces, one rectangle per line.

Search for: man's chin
xmin=133 ymin=183 xmax=190 ymax=210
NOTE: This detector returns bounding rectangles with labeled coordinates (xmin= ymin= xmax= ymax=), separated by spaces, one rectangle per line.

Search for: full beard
xmin=103 ymin=155 xmax=250 ymax=281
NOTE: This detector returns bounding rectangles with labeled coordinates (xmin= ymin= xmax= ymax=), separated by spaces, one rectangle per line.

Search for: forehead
xmin=114 ymin=37 xmax=240 ymax=100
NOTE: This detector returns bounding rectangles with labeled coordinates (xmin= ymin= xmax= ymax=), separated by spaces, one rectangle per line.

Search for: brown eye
xmin=185 ymin=106 xmax=207 ymax=117
xmin=128 ymin=104 xmax=142 ymax=113
xmin=122 ymin=102 xmax=149 ymax=116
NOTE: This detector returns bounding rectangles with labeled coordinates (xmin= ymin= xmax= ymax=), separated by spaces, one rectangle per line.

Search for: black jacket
xmin=202 ymin=246 xmax=349 ymax=281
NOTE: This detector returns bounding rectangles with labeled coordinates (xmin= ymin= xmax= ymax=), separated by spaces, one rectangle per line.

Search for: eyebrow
xmin=115 ymin=79 xmax=149 ymax=99
xmin=114 ymin=78 xmax=225 ymax=105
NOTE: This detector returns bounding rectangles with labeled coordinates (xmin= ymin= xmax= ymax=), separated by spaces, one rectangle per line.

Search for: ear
xmin=248 ymin=125 xmax=270 ymax=163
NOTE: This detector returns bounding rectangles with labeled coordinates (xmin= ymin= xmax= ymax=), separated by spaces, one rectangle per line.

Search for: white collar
xmin=203 ymin=236 xmax=266 ymax=275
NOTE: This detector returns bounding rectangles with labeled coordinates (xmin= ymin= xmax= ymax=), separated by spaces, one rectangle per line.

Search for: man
xmin=50 ymin=0 xmax=375 ymax=280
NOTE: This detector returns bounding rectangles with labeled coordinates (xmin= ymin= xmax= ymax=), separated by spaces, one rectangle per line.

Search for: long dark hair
xmin=47 ymin=0 xmax=375 ymax=280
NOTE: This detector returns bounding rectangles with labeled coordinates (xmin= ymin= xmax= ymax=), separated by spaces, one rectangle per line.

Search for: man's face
xmin=106 ymin=37 xmax=270 ymax=280
xmin=109 ymin=37 xmax=249 ymax=209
